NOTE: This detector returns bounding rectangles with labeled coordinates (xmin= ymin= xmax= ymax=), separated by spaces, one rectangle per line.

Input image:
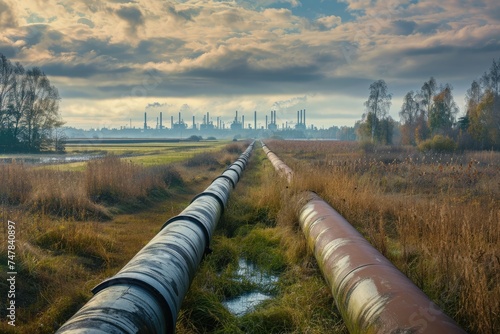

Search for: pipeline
xmin=56 ymin=141 xmax=255 ymax=334
xmin=260 ymin=141 xmax=466 ymax=334
xmin=261 ymin=142 xmax=293 ymax=183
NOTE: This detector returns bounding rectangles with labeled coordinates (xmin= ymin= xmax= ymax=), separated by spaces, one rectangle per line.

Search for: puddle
xmin=222 ymin=259 xmax=279 ymax=316
xmin=235 ymin=258 xmax=279 ymax=286
xmin=223 ymin=292 xmax=272 ymax=316
xmin=0 ymin=154 xmax=104 ymax=165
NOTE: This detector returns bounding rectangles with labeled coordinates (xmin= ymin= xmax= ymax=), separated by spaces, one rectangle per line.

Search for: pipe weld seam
xmin=91 ymin=278 xmax=172 ymax=325
xmin=190 ymin=191 xmax=226 ymax=213
xmin=161 ymin=215 xmax=211 ymax=249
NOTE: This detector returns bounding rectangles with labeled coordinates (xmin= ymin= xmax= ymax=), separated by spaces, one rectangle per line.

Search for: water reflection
xmin=0 ymin=154 xmax=103 ymax=165
xmin=222 ymin=259 xmax=279 ymax=316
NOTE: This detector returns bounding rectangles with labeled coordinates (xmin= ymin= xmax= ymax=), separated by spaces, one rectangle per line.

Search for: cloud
xmin=77 ymin=17 xmax=95 ymax=28
xmin=146 ymin=102 xmax=168 ymax=109
xmin=3 ymin=0 xmax=499 ymax=129
xmin=0 ymin=0 xmax=18 ymax=29
xmin=316 ymin=15 xmax=342 ymax=30
xmin=390 ymin=19 xmax=417 ymax=35
xmin=115 ymin=5 xmax=144 ymax=35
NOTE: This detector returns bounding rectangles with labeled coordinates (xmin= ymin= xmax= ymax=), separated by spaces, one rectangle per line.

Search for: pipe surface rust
xmin=260 ymin=141 xmax=466 ymax=334
xmin=56 ymin=141 xmax=255 ymax=334
xmin=261 ymin=141 xmax=293 ymax=183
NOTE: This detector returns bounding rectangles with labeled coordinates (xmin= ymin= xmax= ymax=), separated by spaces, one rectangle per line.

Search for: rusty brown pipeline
xmin=260 ymin=142 xmax=466 ymax=333
xmin=260 ymin=141 xmax=293 ymax=183
xmin=298 ymin=192 xmax=466 ymax=333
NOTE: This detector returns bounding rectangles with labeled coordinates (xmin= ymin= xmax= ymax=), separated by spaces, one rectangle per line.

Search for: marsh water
xmin=222 ymin=259 xmax=279 ymax=316
xmin=0 ymin=154 xmax=103 ymax=165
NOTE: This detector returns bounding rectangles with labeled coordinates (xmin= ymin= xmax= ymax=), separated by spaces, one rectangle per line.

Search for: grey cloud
xmin=415 ymin=21 xmax=451 ymax=34
xmin=0 ymin=41 xmax=18 ymax=58
xmin=0 ymin=0 xmax=18 ymax=28
xmin=77 ymin=17 xmax=95 ymax=28
xmin=185 ymin=61 xmax=324 ymax=83
xmin=165 ymin=4 xmax=199 ymax=22
xmin=391 ymin=20 xmax=417 ymax=35
xmin=146 ymin=102 xmax=168 ymax=109
xmin=22 ymin=24 xmax=49 ymax=47
xmin=42 ymin=62 xmax=133 ymax=79
xmin=115 ymin=5 xmax=144 ymax=34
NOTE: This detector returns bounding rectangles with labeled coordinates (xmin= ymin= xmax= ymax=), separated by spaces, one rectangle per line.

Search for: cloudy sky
xmin=1 ymin=0 xmax=499 ymax=129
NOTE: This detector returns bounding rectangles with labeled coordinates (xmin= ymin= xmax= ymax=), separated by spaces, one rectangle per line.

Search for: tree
xmin=418 ymin=77 xmax=437 ymax=120
xmin=468 ymin=90 xmax=500 ymax=149
xmin=481 ymin=58 xmax=500 ymax=95
xmin=399 ymin=91 xmax=420 ymax=145
xmin=428 ymin=85 xmax=458 ymax=135
xmin=0 ymin=53 xmax=64 ymax=152
xmin=362 ymin=79 xmax=392 ymax=143
xmin=413 ymin=77 xmax=437 ymax=142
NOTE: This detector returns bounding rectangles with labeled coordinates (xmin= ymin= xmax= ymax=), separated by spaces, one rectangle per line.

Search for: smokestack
xmin=254 ymin=111 xmax=257 ymax=130
xmin=207 ymin=112 xmax=210 ymax=125
xmin=242 ymin=115 xmax=245 ymax=128
xmin=144 ymin=112 xmax=147 ymax=130
xmin=266 ymin=115 xmax=268 ymax=129
xmin=301 ymin=109 xmax=303 ymax=125
xmin=274 ymin=110 xmax=277 ymax=124
xmin=171 ymin=116 xmax=174 ymax=129
xmin=235 ymin=110 xmax=238 ymax=122
xmin=303 ymin=109 xmax=306 ymax=126
xmin=178 ymin=112 xmax=181 ymax=124
xmin=297 ymin=110 xmax=300 ymax=125
xmin=160 ymin=112 xmax=163 ymax=129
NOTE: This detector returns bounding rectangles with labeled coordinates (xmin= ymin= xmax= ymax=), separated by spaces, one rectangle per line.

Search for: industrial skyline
xmin=117 ymin=109 xmax=310 ymax=132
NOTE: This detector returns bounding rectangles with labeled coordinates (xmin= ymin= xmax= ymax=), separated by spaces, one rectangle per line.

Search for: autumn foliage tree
xmin=428 ymin=84 xmax=458 ymax=135
xmin=461 ymin=58 xmax=500 ymax=150
xmin=0 ymin=53 xmax=64 ymax=152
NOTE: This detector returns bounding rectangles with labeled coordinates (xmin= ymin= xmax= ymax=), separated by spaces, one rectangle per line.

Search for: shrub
xmin=184 ymin=152 xmax=221 ymax=168
xmin=418 ymin=135 xmax=457 ymax=152
xmin=359 ymin=140 xmax=375 ymax=153
xmin=225 ymin=143 xmax=243 ymax=154
xmin=187 ymin=135 xmax=202 ymax=141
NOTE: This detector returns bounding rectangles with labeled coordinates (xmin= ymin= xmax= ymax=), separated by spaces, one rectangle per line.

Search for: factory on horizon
xmin=65 ymin=108 xmax=356 ymax=141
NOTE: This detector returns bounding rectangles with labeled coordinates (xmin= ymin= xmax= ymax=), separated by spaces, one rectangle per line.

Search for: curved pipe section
xmin=261 ymin=142 xmax=465 ymax=334
xmin=57 ymin=141 xmax=255 ymax=334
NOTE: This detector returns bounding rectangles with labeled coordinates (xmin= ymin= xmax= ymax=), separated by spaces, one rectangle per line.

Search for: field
xmin=0 ymin=140 xmax=498 ymax=333
xmin=263 ymin=140 xmax=499 ymax=334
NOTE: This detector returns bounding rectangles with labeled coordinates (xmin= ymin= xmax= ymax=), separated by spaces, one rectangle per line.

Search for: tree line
xmin=0 ymin=53 xmax=64 ymax=153
xmin=357 ymin=58 xmax=500 ymax=150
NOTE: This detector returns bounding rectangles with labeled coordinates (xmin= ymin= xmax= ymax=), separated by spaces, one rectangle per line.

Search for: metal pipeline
xmin=261 ymin=141 xmax=293 ymax=183
xmin=56 ymin=141 xmax=255 ymax=334
xmin=261 ymin=141 xmax=466 ymax=334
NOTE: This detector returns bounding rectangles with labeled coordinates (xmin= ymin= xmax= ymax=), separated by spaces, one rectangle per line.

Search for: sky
xmin=1 ymin=0 xmax=499 ymax=130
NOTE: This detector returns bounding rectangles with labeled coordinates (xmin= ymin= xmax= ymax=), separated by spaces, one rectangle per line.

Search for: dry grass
xmin=0 ymin=156 xmax=184 ymax=220
xmin=265 ymin=140 xmax=500 ymax=334
xmin=0 ymin=143 xmax=243 ymax=333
